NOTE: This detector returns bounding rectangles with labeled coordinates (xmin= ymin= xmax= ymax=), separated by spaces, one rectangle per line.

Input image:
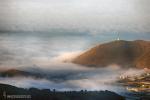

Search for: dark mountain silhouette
xmin=0 ymin=69 xmax=83 ymax=82
xmin=73 ymin=40 xmax=150 ymax=68
xmin=0 ymin=83 xmax=125 ymax=100
xmin=0 ymin=69 xmax=43 ymax=78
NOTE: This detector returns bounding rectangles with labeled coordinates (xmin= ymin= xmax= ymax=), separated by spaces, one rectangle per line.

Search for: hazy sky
xmin=0 ymin=0 xmax=150 ymax=34
xmin=0 ymin=0 xmax=149 ymax=67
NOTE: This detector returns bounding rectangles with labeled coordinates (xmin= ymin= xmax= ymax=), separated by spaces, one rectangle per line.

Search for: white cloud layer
xmin=0 ymin=0 xmax=150 ymax=33
xmin=0 ymin=68 xmax=146 ymax=94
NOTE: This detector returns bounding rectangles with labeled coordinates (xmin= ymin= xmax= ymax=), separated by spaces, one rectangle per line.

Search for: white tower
xmin=117 ymin=32 xmax=120 ymax=41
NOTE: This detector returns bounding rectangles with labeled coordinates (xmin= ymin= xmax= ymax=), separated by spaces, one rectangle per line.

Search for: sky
xmin=0 ymin=0 xmax=149 ymax=68
xmin=0 ymin=0 xmax=150 ymax=35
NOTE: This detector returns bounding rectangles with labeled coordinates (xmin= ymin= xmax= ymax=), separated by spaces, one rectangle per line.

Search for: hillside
xmin=0 ymin=83 xmax=124 ymax=100
xmin=73 ymin=40 xmax=150 ymax=68
xmin=0 ymin=69 xmax=43 ymax=78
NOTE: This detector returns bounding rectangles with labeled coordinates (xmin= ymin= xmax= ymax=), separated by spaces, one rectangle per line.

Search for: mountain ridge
xmin=73 ymin=40 xmax=150 ymax=68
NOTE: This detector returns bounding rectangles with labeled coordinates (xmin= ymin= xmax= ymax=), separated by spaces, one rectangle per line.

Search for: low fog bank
xmin=0 ymin=64 xmax=146 ymax=94
xmin=0 ymin=33 xmax=147 ymax=94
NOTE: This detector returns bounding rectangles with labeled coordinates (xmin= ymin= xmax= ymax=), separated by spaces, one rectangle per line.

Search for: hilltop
xmin=73 ymin=40 xmax=150 ymax=68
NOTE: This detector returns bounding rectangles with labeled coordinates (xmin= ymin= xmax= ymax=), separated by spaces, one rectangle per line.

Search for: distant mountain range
xmin=73 ymin=40 xmax=150 ymax=68
xmin=0 ymin=69 xmax=43 ymax=78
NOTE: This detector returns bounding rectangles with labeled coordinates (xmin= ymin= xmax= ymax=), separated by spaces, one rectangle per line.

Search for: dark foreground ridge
xmin=0 ymin=83 xmax=125 ymax=100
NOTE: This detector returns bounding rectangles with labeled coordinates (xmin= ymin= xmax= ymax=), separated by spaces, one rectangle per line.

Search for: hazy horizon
xmin=0 ymin=0 xmax=150 ymax=34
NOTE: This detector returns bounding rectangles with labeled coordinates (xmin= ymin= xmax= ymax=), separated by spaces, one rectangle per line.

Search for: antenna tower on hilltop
xmin=116 ymin=32 xmax=120 ymax=41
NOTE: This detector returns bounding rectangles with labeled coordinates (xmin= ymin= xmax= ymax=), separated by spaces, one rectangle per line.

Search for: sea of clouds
xmin=0 ymin=33 xmax=146 ymax=94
